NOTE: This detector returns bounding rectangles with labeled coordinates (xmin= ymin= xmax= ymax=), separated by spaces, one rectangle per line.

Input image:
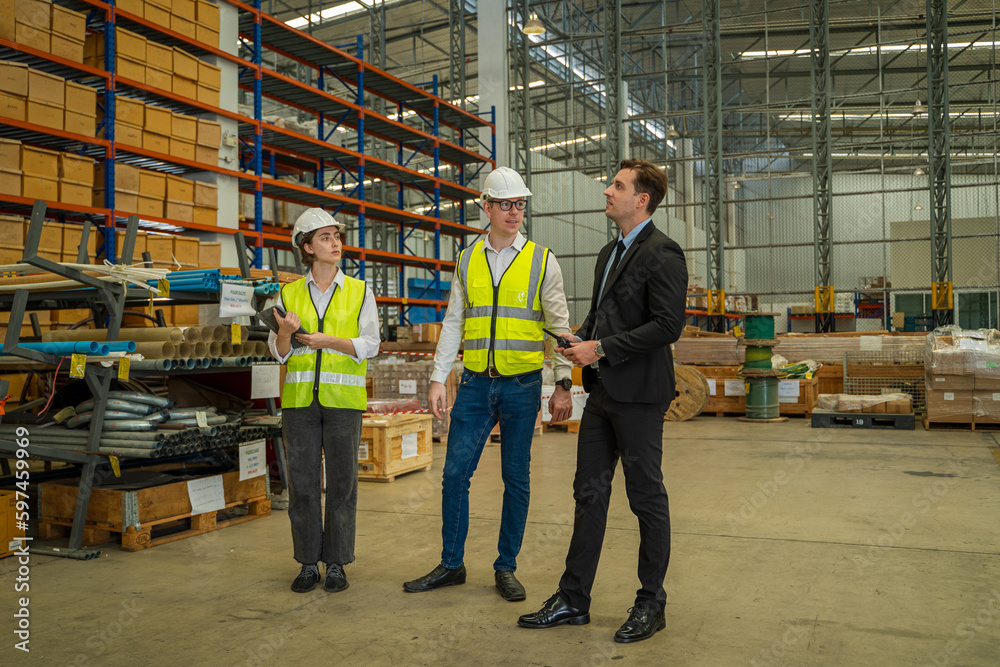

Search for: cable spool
xmin=665 ymin=365 xmax=711 ymax=422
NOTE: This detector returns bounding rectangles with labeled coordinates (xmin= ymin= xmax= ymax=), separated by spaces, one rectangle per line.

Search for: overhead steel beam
xmin=927 ymin=0 xmax=954 ymax=327
xmin=703 ymin=0 xmax=725 ymax=333
xmin=810 ymin=0 xmax=835 ymax=333
xmin=449 ymin=0 xmax=467 ymax=107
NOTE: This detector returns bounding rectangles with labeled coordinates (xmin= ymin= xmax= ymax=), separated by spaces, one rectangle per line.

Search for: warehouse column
xmin=702 ymin=0 xmax=726 ymax=333
xmin=810 ymin=0 xmax=835 ymax=333
xmin=927 ymin=0 xmax=954 ymax=326
xmin=368 ymin=0 xmax=393 ymax=338
xmin=603 ymin=0 xmax=623 ymax=241
xmin=449 ymin=0 xmax=467 ymax=108
xmin=479 ymin=0 xmax=509 ymax=225
xmin=510 ymin=0 xmax=533 ymax=237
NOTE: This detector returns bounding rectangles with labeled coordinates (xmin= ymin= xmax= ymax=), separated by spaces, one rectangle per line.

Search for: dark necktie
xmin=599 ymin=239 xmax=627 ymax=301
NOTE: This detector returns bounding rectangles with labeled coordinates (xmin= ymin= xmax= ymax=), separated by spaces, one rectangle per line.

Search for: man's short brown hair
xmin=620 ymin=158 xmax=667 ymax=215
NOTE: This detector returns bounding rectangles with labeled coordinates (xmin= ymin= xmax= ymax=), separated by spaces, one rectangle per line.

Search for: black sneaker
xmin=324 ymin=563 xmax=349 ymax=593
xmin=291 ymin=564 xmax=321 ymax=593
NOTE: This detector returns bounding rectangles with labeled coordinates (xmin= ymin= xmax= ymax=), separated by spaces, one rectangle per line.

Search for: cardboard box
xmin=0 ymin=91 xmax=25 ymax=122
xmin=173 ymin=236 xmax=199 ymax=263
xmin=143 ymin=130 xmax=170 ymax=155
xmin=194 ymin=144 xmax=217 ymax=165
xmin=58 ymin=153 xmax=94 ymax=185
xmin=94 ymin=163 xmax=140 ymax=192
xmin=197 ymin=60 xmax=221 ymax=89
xmin=139 ymin=170 xmax=167 ymax=198
xmin=165 ymin=200 xmax=193 ymax=222
xmin=22 ymin=174 xmax=59 ymax=201
xmin=166 ymin=174 xmax=193 ymax=202
xmin=195 ymin=83 xmax=219 ymax=107
xmin=975 ymin=391 xmax=1000 ymax=424
xmin=117 ymin=0 xmax=144 ymax=15
xmin=22 ymin=145 xmax=59 ymax=179
xmin=358 ymin=414 xmax=434 ymax=482
xmin=171 ymin=304 xmax=200 ymax=325
xmin=412 ymin=322 xmax=442 ymax=343
xmin=146 ymin=65 xmax=172 ymax=92
xmin=171 ymin=113 xmax=197 ymax=141
xmin=28 ymin=69 xmax=65 ymax=106
xmin=51 ymin=5 xmax=86 ymax=40
xmin=199 ymin=241 xmax=221 ymax=266
xmin=196 ymin=24 xmax=219 ymax=47
xmin=147 ymin=41 xmax=173 ymax=71
xmin=144 ymin=1 xmax=170 ymax=25
xmin=193 ymin=181 xmax=217 ymax=207
xmin=117 ymin=28 xmax=147 ymax=61
xmin=196 ymin=118 xmax=221 ymax=146
xmin=138 ymin=195 xmax=164 ymax=219
xmin=144 ymin=104 xmax=172 ymax=132
xmin=117 ymin=55 xmax=146 ymax=83
xmin=927 ymin=375 xmax=975 ymax=391
xmin=62 ymin=223 xmax=98 ymax=259
xmin=0 ymin=138 xmax=19 ymax=169
xmin=50 ymin=34 xmax=84 ymax=63
xmin=94 ymin=189 xmax=140 ymax=214
xmin=0 ymin=215 xmax=23 ymax=247
xmin=64 ymin=81 xmax=96 ymax=117
xmin=192 ymin=205 xmax=216 ymax=226
xmin=925 ymin=389 xmax=975 ymax=423
xmin=115 ymin=96 xmax=145 ymax=126
xmin=170 ymin=137 xmax=195 ymax=161
xmin=64 ymin=110 xmax=95 ymax=136
xmin=196 ymin=0 xmax=220 ymax=29
xmin=171 ymin=14 xmax=197 ymax=39
xmin=173 ymin=76 xmax=198 ymax=100
xmin=114 ymin=120 xmax=143 ymax=147
xmin=15 ymin=24 xmax=50 ymax=52
xmin=59 ymin=180 xmax=91 ymax=207
xmin=146 ymin=234 xmax=173 ymax=261
xmin=975 ymin=376 xmax=1000 ymax=391
xmin=15 ymin=0 xmax=50 ymax=28
xmin=0 ymin=9 xmax=11 ymax=43
xmin=26 ymin=99 xmax=63 ymax=131
xmin=116 ymin=229 xmax=147 ymax=258
xmin=173 ymin=47 xmax=199 ymax=81
xmin=173 ymin=0 xmax=197 ymax=20
xmin=0 ymin=60 xmax=28 ymax=97
xmin=0 ymin=169 xmax=19 ymax=198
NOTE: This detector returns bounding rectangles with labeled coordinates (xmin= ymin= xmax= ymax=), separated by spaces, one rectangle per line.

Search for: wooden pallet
xmin=812 ymin=412 xmax=915 ymax=430
xmin=359 ymin=414 xmax=434 ymax=483
xmin=38 ymin=470 xmax=270 ymax=552
xmin=923 ymin=419 xmax=1000 ymax=432
xmin=542 ymin=419 xmax=581 ymax=433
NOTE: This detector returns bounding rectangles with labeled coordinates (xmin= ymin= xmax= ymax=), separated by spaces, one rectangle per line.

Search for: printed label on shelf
xmin=219 ymin=283 xmax=256 ymax=317
xmin=401 ymin=432 xmax=419 ymax=459
xmin=70 ymin=354 xmax=86 ymax=378
xmin=118 ymin=356 xmax=131 ymax=381
xmin=158 ymin=279 xmax=170 ymax=298
xmin=231 ymin=323 xmax=241 ymax=344
xmin=358 ymin=440 xmax=370 ymax=461
xmin=187 ymin=475 xmax=226 ymax=515
xmin=109 ymin=455 xmax=121 ymax=478
xmin=859 ymin=336 xmax=882 ymax=351
xmin=251 ymin=364 xmax=281 ymax=399
xmin=944 ymin=392 xmax=955 ymax=401
xmin=399 ymin=380 xmax=417 ymax=395
xmin=195 ymin=411 xmax=209 ymax=428
xmin=706 ymin=379 xmax=717 ymax=396
xmin=239 ymin=441 xmax=266 ymax=481
xmin=724 ymin=379 xmax=743 ymax=397
xmin=778 ymin=380 xmax=800 ymax=398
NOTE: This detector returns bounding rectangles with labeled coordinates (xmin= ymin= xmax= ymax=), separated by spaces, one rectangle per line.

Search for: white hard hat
xmin=292 ymin=208 xmax=344 ymax=247
xmin=481 ymin=166 xmax=532 ymax=200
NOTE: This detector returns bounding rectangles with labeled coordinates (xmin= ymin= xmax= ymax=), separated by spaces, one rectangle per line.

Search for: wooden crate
xmin=38 ymin=470 xmax=269 ymax=551
xmin=778 ymin=377 xmax=820 ymax=417
xmin=695 ymin=365 xmax=746 ymax=415
xmin=359 ymin=414 xmax=433 ymax=483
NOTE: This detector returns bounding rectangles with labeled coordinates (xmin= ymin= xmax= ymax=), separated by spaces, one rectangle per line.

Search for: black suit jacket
xmin=576 ymin=221 xmax=688 ymax=404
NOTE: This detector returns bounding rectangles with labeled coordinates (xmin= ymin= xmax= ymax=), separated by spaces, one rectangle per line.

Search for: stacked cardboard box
xmin=85 ymin=28 xmax=147 ymax=83
xmin=816 ymin=393 xmax=912 ymax=414
xmin=197 ymin=60 xmax=221 ymax=107
xmin=196 ymin=0 xmax=221 ymax=47
xmin=50 ymin=4 xmax=86 ymax=62
xmin=144 ymin=0 xmax=171 ymax=26
xmin=94 ymin=162 xmax=141 ymax=213
xmin=8 ymin=0 xmax=51 ymax=53
xmin=193 ymin=181 xmax=218 ymax=225
xmin=22 ymin=145 xmax=59 ymax=201
xmin=60 ymin=221 xmax=99 ymax=263
xmin=108 ymin=96 xmax=144 ymax=146
xmin=0 ymin=215 xmax=23 ymax=264
xmin=199 ymin=241 xmax=221 ymax=266
xmin=17 ymin=217 xmax=61 ymax=262
xmin=173 ymin=47 xmax=200 ymax=99
xmin=0 ymin=138 xmax=19 ymax=197
xmin=925 ymin=327 xmax=1000 ymax=424
xmin=171 ymin=111 xmax=197 ymax=160
xmin=138 ymin=168 xmax=166 ymax=218
xmin=166 ymin=174 xmax=194 ymax=222
xmin=371 ymin=360 xmax=459 ymax=439
xmin=146 ymin=40 xmax=173 ymax=92
xmin=196 ymin=117 xmax=221 ymax=164
xmin=57 ymin=152 xmax=94 ymax=207
xmin=144 ymin=104 xmax=172 ymax=154
xmin=29 ymin=68 xmax=64 ymax=131
xmin=171 ymin=0 xmax=197 ymax=40
xmin=0 ymin=61 xmax=27 ymax=122
xmin=65 ymin=80 xmax=97 ymax=135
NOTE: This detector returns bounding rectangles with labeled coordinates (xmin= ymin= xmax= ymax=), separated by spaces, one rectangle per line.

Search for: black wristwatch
xmin=555 ymin=378 xmax=572 ymax=391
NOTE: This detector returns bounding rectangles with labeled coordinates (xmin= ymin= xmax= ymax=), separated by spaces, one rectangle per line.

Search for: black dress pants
xmin=557 ymin=378 xmax=671 ymax=611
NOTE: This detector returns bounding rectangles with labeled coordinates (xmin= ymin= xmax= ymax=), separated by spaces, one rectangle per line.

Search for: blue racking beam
xmin=102 ymin=3 xmax=117 ymax=264
xmin=252 ymin=0 xmax=263 ymax=268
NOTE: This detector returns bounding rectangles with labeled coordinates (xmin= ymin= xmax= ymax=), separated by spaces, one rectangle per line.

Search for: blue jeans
xmin=440 ymin=369 xmax=541 ymax=572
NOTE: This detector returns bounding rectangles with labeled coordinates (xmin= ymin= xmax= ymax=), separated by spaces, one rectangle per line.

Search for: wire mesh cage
xmin=843 ymin=349 xmax=926 ymax=411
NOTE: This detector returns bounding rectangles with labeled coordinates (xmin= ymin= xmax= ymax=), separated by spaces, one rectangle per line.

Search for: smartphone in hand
xmin=542 ymin=328 xmax=573 ymax=349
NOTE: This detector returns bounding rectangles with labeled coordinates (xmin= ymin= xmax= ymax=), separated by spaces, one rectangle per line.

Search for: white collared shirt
xmin=431 ymin=231 xmax=573 ymax=384
xmin=267 ymin=269 xmax=381 ymax=364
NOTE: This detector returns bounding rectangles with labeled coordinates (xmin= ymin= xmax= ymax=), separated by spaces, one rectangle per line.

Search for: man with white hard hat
xmin=403 ymin=166 xmax=574 ymax=602
xmin=267 ymin=208 xmax=381 ymax=594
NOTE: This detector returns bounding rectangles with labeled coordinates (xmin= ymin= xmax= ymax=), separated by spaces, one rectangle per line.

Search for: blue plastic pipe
xmin=8 ymin=341 xmax=109 ymax=356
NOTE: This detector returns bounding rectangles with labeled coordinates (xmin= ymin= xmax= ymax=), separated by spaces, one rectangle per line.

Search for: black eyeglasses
xmin=490 ymin=200 xmax=527 ymax=211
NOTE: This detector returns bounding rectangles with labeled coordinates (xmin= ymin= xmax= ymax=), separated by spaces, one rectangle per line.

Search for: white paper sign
xmin=944 ymin=392 xmax=955 ymax=401
xmin=993 ymin=393 xmax=1000 ymax=402
xmin=195 ymin=411 xmax=208 ymax=428
xmin=860 ymin=336 xmax=882 ymax=351
xmin=252 ymin=364 xmax=281 ymax=399
xmin=959 ymin=338 xmax=988 ymax=351
xmin=724 ymin=379 xmax=744 ymax=397
xmin=399 ymin=380 xmax=417 ymax=394
xmin=239 ymin=441 xmax=266 ymax=481
xmin=358 ymin=440 xmax=370 ymax=461
xmin=187 ymin=475 xmax=226 ymax=515
xmin=778 ymin=380 xmax=800 ymax=397
xmin=219 ymin=282 xmax=256 ymax=317
xmin=401 ymin=432 xmax=418 ymax=459
xmin=707 ymin=379 xmax=717 ymax=396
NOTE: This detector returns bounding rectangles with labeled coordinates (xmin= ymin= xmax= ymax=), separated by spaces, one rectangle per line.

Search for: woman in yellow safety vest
xmin=268 ymin=208 xmax=381 ymax=594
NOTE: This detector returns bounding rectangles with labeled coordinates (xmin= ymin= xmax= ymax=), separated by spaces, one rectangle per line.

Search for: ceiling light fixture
xmin=666 ymin=124 xmax=680 ymax=140
xmin=913 ymin=100 xmax=923 ymax=115
xmin=914 ymin=204 xmax=924 ymax=210
xmin=522 ymin=12 xmax=545 ymax=35
xmin=913 ymin=167 xmax=926 ymax=176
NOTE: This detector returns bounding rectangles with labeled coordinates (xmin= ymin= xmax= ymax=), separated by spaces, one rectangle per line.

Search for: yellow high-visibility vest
xmin=280 ymin=276 xmax=368 ymax=410
xmin=456 ymin=239 xmax=548 ymax=375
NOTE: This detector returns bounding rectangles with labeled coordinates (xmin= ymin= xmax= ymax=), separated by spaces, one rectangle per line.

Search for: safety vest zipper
xmin=484 ymin=249 xmax=516 ymax=370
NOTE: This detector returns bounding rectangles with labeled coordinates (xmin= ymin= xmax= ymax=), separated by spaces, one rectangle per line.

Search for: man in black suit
xmin=517 ymin=158 xmax=688 ymax=643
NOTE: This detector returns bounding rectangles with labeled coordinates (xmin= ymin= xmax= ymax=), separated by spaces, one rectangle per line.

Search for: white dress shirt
xmin=431 ymin=231 xmax=573 ymax=384
xmin=267 ymin=269 xmax=382 ymax=363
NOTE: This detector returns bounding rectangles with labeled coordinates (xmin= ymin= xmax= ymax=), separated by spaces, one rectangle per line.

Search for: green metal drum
xmin=746 ymin=376 xmax=780 ymax=420
xmin=743 ymin=313 xmax=775 ymax=340
xmin=743 ymin=346 xmax=773 ymax=369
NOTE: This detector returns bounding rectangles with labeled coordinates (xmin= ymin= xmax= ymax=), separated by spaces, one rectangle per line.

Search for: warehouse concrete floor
xmin=7 ymin=418 xmax=1000 ymax=666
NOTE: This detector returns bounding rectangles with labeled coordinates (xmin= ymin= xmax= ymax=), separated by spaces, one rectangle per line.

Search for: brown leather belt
xmin=469 ymin=367 xmax=504 ymax=378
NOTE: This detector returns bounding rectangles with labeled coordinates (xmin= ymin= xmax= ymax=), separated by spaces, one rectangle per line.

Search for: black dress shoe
xmin=613 ymin=602 xmax=666 ymax=643
xmin=324 ymin=563 xmax=349 ymax=593
xmin=517 ymin=592 xmax=590 ymax=628
xmin=403 ymin=564 xmax=467 ymax=592
xmin=291 ymin=564 xmax=321 ymax=593
xmin=495 ymin=570 xmax=526 ymax=601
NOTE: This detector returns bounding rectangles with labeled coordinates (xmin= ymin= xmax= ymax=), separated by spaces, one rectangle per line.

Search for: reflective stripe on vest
xmin=280 ymin=276 xmax=368 ymax=410
xmin=457 ymin=239 xmax=548 ymax=375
